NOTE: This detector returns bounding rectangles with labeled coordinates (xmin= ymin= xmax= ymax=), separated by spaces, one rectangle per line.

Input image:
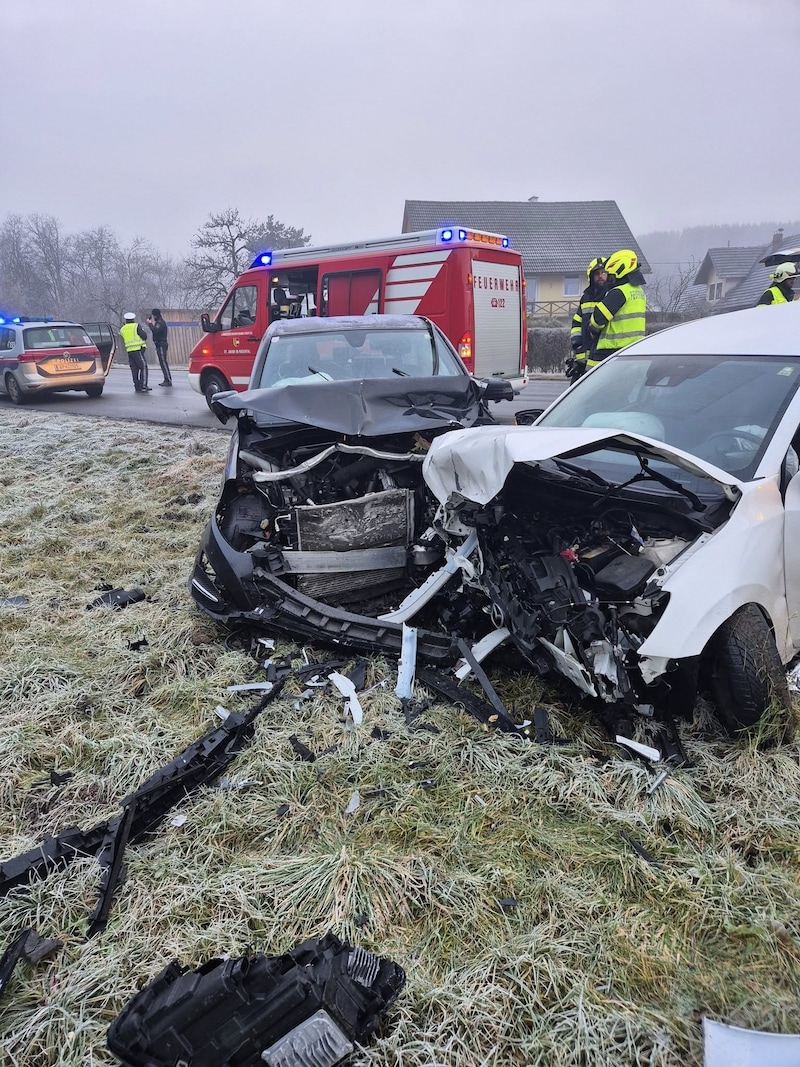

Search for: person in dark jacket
xmin=146 ymin=309 xmax=172 ymax=385
xmin=567 ymin=256 xmax=608 ymax=381
xmin=120 ymin=312 xmax=150 ymax=392
xmin=757 ymin=263 xmax=798 ymax=306
xmin=586 ymin=249 xmax=646 ymax=367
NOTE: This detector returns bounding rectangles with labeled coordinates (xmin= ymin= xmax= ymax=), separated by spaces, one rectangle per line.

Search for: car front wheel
xmin=705 ymin=604 xmax=790 ymax=734
xmin=204 ymin=372 xmax=229 ymax=410
xmin=5 ymin=374 xmax=25 ymax=405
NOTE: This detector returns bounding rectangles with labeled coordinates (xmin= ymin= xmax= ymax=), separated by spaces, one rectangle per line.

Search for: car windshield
xmin=539 ymin=353 xmax=800 ymax=480
xmin=255 ymin=327 xmax=463 ymax=388
xmin=23 ymin=326 xmax=92 ymax=349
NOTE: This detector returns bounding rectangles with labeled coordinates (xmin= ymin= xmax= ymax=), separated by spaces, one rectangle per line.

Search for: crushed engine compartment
xmin=196 ymin=430 xmax=725 ymax=710
xmin=222 ymin=424 xmax=441 ymax=609
xmin=450 ymin=465 xmax=708 ymax=705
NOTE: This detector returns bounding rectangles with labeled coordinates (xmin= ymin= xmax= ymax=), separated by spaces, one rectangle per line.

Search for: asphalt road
xmin=0 ymin=365 xmax=567 ymax=429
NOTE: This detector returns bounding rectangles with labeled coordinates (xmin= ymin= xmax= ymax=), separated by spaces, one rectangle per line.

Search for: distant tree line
xmin=0 ymin=208 xmax=310 ymax=322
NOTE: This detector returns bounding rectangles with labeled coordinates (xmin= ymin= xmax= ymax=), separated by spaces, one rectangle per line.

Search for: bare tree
xmin=0 ymin=209 xmax=299 ymax=321
xmin=0 ymin=214 xmax=38 ymax=310
xmin=247 ymin=214 xmax=309 ymax=257
xmin=645 ymin=257 xmax=709 ymax=322
xmin=184 ymin=208 xmax=310 ymax=309
xmin=27 ymin=214 xmax=70 ymax=314
xmin=69 ymin=226 xmax=126 ymax=320
xmin=147 ymin=252 xmax=193 ymax=309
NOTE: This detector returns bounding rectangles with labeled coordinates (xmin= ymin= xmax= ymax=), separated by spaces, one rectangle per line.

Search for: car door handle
xmin=247 ymin=337 xmax=259 ymax=342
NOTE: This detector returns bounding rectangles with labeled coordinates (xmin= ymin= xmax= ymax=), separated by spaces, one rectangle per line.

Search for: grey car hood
xmin=423 ymin=425 xmax=742 ymax=506
xmin=211 ymin=376 xmax=486 ymax=436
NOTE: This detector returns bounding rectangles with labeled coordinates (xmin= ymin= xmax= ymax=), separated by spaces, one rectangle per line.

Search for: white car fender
xmin=638 ymin=478 xmax=790 ymax=670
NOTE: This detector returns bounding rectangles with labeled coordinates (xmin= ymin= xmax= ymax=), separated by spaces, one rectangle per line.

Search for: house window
xmin=708 ymin=282 xmax=723 ymax=302
xmin=563 ymin=277 xmax=581 ymax=297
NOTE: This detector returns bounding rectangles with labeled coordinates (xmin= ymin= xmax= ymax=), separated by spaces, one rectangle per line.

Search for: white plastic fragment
xmin=226 ymin=681 xmax=274 ymax=692
xmin=170 ymin=814 xmax=187 ymax=827
xmin=257 ymin=638 xmax=275 ymax=650
xmin=703 ymin=1016 xmax=800 ymax=1066
xmin=329 ymin=672 xmax=364 ymax=724
xmin=473 ymin=795 xmax=488 ymax=808
xmin=213 ymin=705 xmax=231 ymax=721
xmin=615 ymin=735 xmax=661 ymax=762
xmin=362 ymin=679 xmax=388 ymax=695
xmin=395 ymin=624 xmax=418 ymax=700
xmin=454 ymin=627 xmax=511 ymax=680
xmin=345 ymin=790 xmax=361 ymax=814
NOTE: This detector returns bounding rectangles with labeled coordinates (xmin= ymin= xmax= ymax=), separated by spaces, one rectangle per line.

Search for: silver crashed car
xmin=191 ymin=305 xmax=800 ymax=733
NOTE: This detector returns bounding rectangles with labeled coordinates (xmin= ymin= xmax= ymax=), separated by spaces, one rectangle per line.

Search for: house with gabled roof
xmin=693 ymin=246 xmax=763 ymax=308
xmin=402 ymin=198 xmax=649 ymax=319
xmin=692 ymin=228 xmax=800 ymax=313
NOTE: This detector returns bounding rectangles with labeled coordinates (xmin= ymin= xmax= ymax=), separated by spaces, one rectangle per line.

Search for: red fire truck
xmin=187 ymin=227 xmax=527 ymax=406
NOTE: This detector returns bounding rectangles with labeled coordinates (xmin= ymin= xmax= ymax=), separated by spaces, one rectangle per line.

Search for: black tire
xmin=706 ymin=604 xmax=789 ymax=733
xmin=5 ymin=374 xmax=25 ymax=405
xmin=204 ymin=372 xmax=229 ymax=410
xmin=85 ymin=384 xmax=104 ymax=398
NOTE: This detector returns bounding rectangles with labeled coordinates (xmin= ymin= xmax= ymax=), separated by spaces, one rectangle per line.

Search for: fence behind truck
xmin=139 ymin=309 xmax=204 ymax=368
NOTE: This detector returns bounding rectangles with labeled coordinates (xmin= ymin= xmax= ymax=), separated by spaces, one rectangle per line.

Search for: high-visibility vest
xmin=591 ymin=283 xmax=646 ymax=361
xmin=761 ymin=285 xmax=789 ymax=305
xmin=120 ymin=321 xmax=145 ymax=351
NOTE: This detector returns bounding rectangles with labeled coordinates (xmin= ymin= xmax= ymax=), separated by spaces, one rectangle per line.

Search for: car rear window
xmin=23 ymin=326 xmax=93 ymax=350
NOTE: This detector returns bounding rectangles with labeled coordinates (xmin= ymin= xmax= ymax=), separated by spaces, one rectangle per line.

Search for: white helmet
xmin=771 ymin=262 xmax=799 ymax=283
xmin=123 ymin=311 xmax=136 ymax=320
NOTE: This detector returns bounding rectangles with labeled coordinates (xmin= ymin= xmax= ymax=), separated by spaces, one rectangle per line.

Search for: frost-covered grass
xmin=1 ymin=408 xmax=799 ymax=1067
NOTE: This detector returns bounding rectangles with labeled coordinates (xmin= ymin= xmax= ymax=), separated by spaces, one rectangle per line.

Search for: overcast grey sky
xmin=3 ymin=0 xmax=798 ymax=257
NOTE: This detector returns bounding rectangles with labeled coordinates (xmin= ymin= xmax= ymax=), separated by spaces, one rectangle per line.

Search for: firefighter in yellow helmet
xmin=567 ymin=256 xmax=608 ymax=382
xmin=586 ymin=249 xmax=646 ymax=368
xmin=757 ymin=262 xmax=798 ymax=305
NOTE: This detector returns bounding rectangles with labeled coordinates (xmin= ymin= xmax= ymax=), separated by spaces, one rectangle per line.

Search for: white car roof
xmin=624 ymin=300 xmax=800 ymax=358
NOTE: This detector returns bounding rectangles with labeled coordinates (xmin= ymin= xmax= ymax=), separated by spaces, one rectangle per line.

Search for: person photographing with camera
xmin=146 ymin=309 xmax=172 ymax=386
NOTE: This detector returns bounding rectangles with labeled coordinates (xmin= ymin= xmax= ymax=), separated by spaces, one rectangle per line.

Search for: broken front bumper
xmin=189 ymin=514 xmax=458 ymax=665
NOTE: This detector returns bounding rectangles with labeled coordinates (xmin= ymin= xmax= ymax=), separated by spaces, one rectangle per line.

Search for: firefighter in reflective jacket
xmin=586 ymin=249 xmax=646 ymax=368
xmin=120 ymin=312 xmax=151 ymax=393
xmin=757 ymin=262 xmax=798 ymax=305
xmin=567 ymin=256 xmax=608 ymax=381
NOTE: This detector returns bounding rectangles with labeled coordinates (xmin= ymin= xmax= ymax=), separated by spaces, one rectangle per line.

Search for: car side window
xmin=217 ymin=286 xmax=258 ymax=330
xmin=230 ymin=285 xmax=258 ymax=329
xmin=0 ymin=328 xmax=14 ymax=351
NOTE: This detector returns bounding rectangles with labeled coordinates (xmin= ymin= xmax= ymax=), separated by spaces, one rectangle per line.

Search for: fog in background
xmin=2 ymin=0 xmax=799 ymax=256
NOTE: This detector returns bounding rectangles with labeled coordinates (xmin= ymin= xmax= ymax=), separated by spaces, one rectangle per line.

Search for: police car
xmin=0 ymin=317 xmax=109 ymax=404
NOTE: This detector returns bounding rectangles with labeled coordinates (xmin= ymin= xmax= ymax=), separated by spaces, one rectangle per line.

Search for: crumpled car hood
xmin=423 ymin=425 xmax=742 ymax=506
xmin=212 ymin=377 xmax=486 ymax=437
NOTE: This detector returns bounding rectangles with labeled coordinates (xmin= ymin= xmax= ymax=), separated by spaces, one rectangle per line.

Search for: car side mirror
xmin=210 ymin=390 xmax=236 ymax=424
xmin=515 ymin=408 xmax=543 ymax=426
xmin=201 ymin=313 xmax=220 ymax=334
xmin=479 ymin=377 xmax=514 ymax=402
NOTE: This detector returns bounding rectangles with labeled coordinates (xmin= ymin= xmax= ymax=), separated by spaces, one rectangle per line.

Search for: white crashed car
xmin=423 ymin=302 xmax=800 ymax=732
